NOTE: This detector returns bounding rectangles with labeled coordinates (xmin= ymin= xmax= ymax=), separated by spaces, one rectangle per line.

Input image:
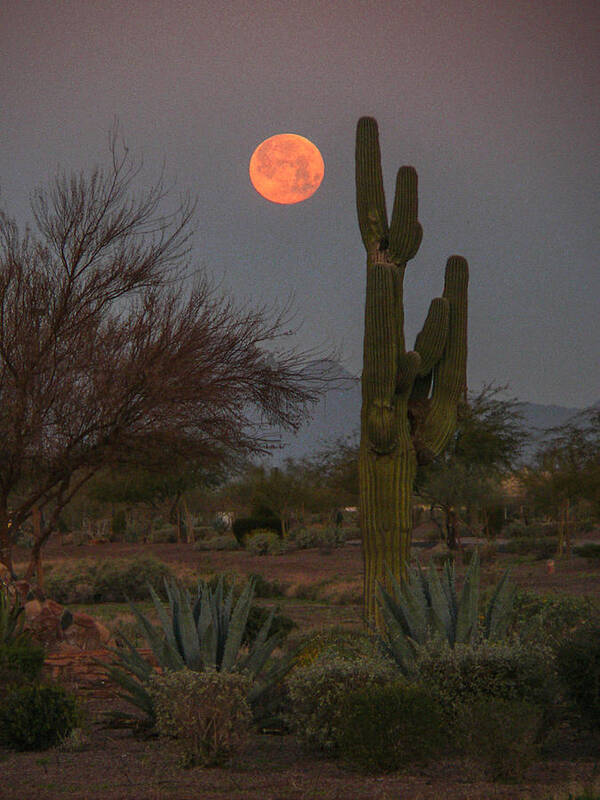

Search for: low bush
xmin=288 ymin=527 xmax=318 ymax=549
xmin=45 ymin=556 xmax=174 ymax=603
xmin=194 ymin=534 xmax=240 ymax=551
xmin=413 ymin=639 xmax=557 ymax=722
xmin=286 ymin=654 xmax=395 ymax=753
xmin=0 ymin=640 xmax=45 ymax=698
xmin=248 ymin=573 xmax=287 ymax=598
xmin=243 ymin=605 xmax=296 ymax=647
xmin=293 ymin=627 xmax=380 ymax=671
xmin=502 ymin=520 xmax=528 ymax=538
xmin=337 ymin=681 xmax=446 ymax=772
xmin=503 ymin=521 xmax=557 ymax=539
xmin=555 ymin=623 xmax=600 ymax=730
xmin=246 ymin=530 xmax=284 ymax=556
xmin=513 ymin=591 xmax=599 ymax=645
xmin=500 ymin=536 xmax=558 ymax=559
xmin=0 ymin=683 xmax=79 ymax=751
xmin=231 ymin=516 xmax=282 ymax=545
xmin=456 ymin=696 xmax=543 ymax=781
xmin=574 ymin=542 xmax=600 ymax=559
xmin=316 ymin=527 xmax=347 ymax=553
xmin=148 ymin=669 xmax=251 ymax=767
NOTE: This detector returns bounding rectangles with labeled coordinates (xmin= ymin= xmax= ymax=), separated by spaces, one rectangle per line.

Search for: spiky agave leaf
xmin=394 ymin=568 xmax=429 ymax=644
xmin=95 ymin=632 xmax=157 ymax=724
xmin=221 ymin=579 xmax=255 ymax=671
xmin=239 ymin=607 xmax=281 ymax=680
xmin=147 ymin=582 xmax=178 ymax=652
xmin=455 ymin=550 xmax=480 ymax=644
xmin=165 ymin=580 xmax=202 ymax=670
xmin=127 ymin=598 xmax=184 ymax=670
xmin=377 ymin=589 xmax=419 ymax=675
xmin=197 ymin=582 xmax=218 ymax=669
xmin=483 ymin=568 xmax=515 ymax=641
xmin=426 ymin=562 xmax=454 ymax=641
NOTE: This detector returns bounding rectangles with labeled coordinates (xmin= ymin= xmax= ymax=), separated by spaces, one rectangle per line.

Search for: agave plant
xmin=103 ymin=576 xmax=289 ymax=727
xmin=377 ymin=551 xmax=515 ymax=674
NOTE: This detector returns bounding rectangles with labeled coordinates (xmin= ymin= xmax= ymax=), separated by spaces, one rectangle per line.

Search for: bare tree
xmin=0 ymin=132 xmax=323 ymax=577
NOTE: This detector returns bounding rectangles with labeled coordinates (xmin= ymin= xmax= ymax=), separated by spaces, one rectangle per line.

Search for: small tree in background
xmin=524 ymin=408 xmax=600 ymax=553
xmin=0 ymin=130 xmax=326 ymax=577
xmin=417 ymin=385 xmax=528 ymax=548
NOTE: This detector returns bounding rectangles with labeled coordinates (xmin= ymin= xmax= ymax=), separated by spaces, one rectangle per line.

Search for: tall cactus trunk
xmin=355 ymin=117 xmax=468 ymax=625
xmin=359 ymin=443 xmax=415 ymax=622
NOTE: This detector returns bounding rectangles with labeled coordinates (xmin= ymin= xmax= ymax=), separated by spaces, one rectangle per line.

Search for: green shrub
xmin=555 ymin=623 xmax=600 ymax=730
xmin=502 ymin=520 xmax=528 ymax=538
xmin=232 ymin=516 xmax=282 ymax=545
xmin=413 ymin=639 xmax=557 ymax=721
xmin=501 ymin=536 xmax=558 ymax=559
xmin=248 ymin=573 xmax=286 ymax=598
xmin=316 ymin=527 xmax=347 ymax=552
xmin=286 ymin=654 xmax=395 ymax=753
xmin=0 ymin=640 xmax=45 ymax=697
xmin=289 ymin=527 xmax=318 ymax=549
xmin=246 ymin=530 xmax=283 ymax=556
xmin=456 ymin=696 xmax=543 ymax=781
xmin=91 ymin=556 xmax=173 ymax=602
xmin=574 ymin=543 xmax=600 ymax=559
xmin=337 ymin=681 xmax=446 ymax=772
xmin=148 ymin=525 xmax=178 ymax=543
xmin=148 ymin=669 xmax=251 ymax=766
xmin=294 ymin=627 xmax=380 ymax=670
xmin=45 ymin=556 xmax=174 ymax=603
xmin=244 ymin=605 xmax=295 ymax=646
xmin=288 ymin=527 xmax=346 ymax=551
xmin=194 ymin=534 xmax=239 ymax=551
xmin=513 ymin=591 xmax=599 ymax=645
xmin=0 ymin=684 xmax=79 ymax=751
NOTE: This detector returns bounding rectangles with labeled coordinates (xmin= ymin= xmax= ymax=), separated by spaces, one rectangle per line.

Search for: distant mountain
xmin=263 ymin=362 xmax=585 ymax=465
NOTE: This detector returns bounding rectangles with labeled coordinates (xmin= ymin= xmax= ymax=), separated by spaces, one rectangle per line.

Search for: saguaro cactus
xmin=356 ymin=117 xmax=469 ymax=623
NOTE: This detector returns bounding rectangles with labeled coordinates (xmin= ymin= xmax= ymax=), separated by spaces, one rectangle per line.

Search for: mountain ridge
xmin=263 ymin=362 xmax=589 ymax=465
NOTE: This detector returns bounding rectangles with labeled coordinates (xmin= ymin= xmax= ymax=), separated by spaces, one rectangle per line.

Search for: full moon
xmin=249 ymin=133 xmax=324 ymax=204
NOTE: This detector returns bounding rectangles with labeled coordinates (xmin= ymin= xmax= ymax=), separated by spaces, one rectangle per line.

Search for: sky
xmin=2 ymin=0 xmax=599 ymax=408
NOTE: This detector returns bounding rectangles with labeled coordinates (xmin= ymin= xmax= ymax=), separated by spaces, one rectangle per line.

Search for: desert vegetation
xmin=1 ymin=120 xmax=599 ymax=800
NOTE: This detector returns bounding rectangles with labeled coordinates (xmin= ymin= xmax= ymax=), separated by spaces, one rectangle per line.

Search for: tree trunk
xmin=445 ymin=507 xmax=460 ymax=550
xmin=25 ymin=507 xmax=47 ymax=587
xmin=0 ymin=503 xmax=13 ymax=576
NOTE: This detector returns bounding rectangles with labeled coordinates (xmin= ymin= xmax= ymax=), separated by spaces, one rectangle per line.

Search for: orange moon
xmin=249 ymin=133 xmax=324 ymax=204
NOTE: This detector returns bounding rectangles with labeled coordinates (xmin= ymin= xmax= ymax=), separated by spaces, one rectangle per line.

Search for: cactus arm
xmin=420 ymin=255 xmax=469 ymax=457
xmin=389 ymin=167 xmax=423 ymax=263
xmin=356 ymin=117 xmax=389 ymax=251
xmin=409 ymin=297 xmax=449 ymax=403
xmin=414 ymin=297 xmax=449 ymax=376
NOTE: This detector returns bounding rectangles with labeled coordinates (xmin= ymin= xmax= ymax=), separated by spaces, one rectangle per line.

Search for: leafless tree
xmin=0 ymin=131 xmax=324 ymax=578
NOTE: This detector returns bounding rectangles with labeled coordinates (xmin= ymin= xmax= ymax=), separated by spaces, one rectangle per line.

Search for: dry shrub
xmin=148 ymin=669 xmax=252 ymax=767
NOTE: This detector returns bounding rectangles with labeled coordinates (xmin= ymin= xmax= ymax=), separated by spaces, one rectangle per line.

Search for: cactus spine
xmin=356 ymin=117 xmax=469 ymax=624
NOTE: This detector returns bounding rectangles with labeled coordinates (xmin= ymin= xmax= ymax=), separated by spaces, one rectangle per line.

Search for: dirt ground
xmin=4 ymin=533 xmax=600 ymax=800
xmin=2 ymin=720 xmax=599 ymax=800
xmin=15 ymin=529 xmax=600 ymax=599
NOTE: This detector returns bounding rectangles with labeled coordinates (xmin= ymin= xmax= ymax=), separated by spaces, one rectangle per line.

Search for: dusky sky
xmin=2 ymin=0 xmax=598 ymax=407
